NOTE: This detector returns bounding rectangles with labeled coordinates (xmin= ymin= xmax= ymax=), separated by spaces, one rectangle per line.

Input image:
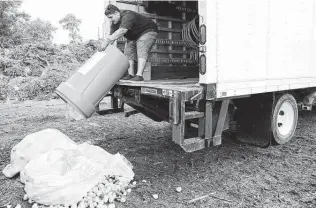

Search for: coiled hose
xmin=182 ymin=15 xmax=199 ymax=61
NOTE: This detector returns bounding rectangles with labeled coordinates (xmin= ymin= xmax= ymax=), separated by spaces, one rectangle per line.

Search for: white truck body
xmin=200 ymin=0 xmax=316 ymax=99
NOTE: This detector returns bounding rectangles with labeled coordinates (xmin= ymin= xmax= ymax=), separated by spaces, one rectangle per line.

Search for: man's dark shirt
xmin=110 ymin=10 xmax=158 ymax=41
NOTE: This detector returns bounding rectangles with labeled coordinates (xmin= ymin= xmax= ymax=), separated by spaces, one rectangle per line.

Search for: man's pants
xmin=124 ymin=31 xmax=158 ymax=61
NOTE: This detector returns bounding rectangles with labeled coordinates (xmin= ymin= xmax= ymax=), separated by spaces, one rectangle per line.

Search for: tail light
xmin=200 ymin=24 xmax=206 ymax=45
xmin=199 ymin=54 xmax=206 ymax=75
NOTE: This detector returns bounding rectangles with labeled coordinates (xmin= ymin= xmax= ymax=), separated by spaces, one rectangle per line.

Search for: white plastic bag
xmin=4 ymin=129 xmax=134 ymax=205
xmin=78 ymin=143 xmax=134 ymax=181
xmin=21 ymin=148 xmax=105 ymax=205
xmin=21 ymin=144 xmax=134 ymax=205
xmin=2 ymin=129 xmax=77 ymax=178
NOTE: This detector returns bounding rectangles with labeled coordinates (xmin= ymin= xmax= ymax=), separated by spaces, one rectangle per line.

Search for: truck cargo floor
xmin=116 ymin=78 xmax=202 ymax=93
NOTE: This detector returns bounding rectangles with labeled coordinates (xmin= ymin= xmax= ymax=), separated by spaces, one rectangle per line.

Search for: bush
xmin=7 ymin=77 xmax=37 ymax=101
xmin=2 ymin=36 xmax=97 ymax=101
xmin=25 ymin=65 xmax=44 ymax=77
xmin=4 ymin=63 xmax=26 ymax=77
xmin=68 ymin=41 xmax=97 ymax=63
xmin=0 ymin=76 xmax=9 ymax=101
xmin=39 ymin=68 xmax=65 ymax=91
xmin=6 ymin=66 xmax=79 ymax=101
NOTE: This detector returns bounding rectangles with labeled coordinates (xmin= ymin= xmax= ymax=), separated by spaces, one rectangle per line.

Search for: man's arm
xmin=98 ymin=28 xmax=127 ymax=51
xmin=107 ymin=28 xmax=128 ymax=43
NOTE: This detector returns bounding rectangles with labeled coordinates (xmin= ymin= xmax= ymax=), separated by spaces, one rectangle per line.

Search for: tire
xmin=272 ymin=93 xmax=298 ymax=145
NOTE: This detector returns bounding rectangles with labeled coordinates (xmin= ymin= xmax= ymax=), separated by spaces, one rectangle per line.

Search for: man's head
xmin=104 ymin=4 xmax=121 ymax=24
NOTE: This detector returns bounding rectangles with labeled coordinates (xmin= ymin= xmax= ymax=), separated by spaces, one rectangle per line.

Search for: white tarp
xmin=3 ymin=129 xmax=134 ymax=205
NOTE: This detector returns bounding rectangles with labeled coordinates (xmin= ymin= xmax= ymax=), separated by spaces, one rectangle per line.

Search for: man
xmin=99 ymin=4 xmax=158 ymax=81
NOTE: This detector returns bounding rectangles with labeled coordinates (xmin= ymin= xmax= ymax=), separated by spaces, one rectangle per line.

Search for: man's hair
xmin=104 ymin=4 xmax=120 ymax=15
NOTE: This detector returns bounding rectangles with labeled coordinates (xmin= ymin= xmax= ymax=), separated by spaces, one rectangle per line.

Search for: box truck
xmin=59 ymin=0 xmax=316 ymax=152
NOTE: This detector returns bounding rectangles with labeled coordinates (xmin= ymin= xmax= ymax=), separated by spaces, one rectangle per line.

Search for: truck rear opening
xmin=112 ymin=0 xmax=200 ymax=82
xmin=97 ymin=0 xmax=224 ymax=153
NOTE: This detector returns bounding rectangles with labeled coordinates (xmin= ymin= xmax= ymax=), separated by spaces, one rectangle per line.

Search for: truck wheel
xmin=272 ymin=94 xmax=298 ymax=144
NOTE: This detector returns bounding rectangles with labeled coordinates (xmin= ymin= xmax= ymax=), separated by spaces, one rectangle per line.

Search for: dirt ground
xmin=0 ymin=98 xmax=316 ymax=208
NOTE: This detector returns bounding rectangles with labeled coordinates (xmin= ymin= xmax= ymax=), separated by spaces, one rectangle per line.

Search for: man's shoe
xmin=121 ymin=74 xmax=134 ymax=80
xmin=130 ymin=75 xmax=144 ymax=81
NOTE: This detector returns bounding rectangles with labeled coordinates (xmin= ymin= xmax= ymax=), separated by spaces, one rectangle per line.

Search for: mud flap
xmin=234 ymin=93 xmax=275 ymax=147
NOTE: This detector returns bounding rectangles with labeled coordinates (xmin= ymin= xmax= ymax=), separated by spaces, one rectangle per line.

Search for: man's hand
xmin=98 ymin=39 xmax=110 ymax=52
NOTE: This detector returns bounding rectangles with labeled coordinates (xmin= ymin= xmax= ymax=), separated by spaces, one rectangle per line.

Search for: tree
xmin=0 ymin=1 xmax=21 ymax=36
xmin=20 ymin=18 xmax=57 ymax=44
xmin=59 ymin=14 xmax=82 ymax=44
xmin=0 ymin=1 xmax=31 ymax=47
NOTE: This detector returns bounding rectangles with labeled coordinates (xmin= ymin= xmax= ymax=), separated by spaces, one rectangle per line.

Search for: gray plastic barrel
xmin=55 ymin=45 xmax=129 ymax=118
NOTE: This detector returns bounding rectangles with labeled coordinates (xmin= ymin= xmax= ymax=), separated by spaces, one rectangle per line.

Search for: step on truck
xmin=97 ymin=0 xmax=316 ymax=152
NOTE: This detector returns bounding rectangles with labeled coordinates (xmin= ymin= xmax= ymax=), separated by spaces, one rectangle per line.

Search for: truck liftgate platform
xmin=97 ymin=78 xmax=231 ymax=153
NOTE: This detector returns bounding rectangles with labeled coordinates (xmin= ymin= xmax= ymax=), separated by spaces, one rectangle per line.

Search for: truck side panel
xmin=211 ymin=0 xmax=316 ymax=98
xmin=216 ymin=0 xmax=269 ymax=83
xmin=311 ymin=0 xmax=316 ymax=78
xmin=268 ymin=0 xmax=314 ymax=80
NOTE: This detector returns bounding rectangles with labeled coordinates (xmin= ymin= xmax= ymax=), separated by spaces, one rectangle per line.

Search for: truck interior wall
xmin=113 ymin=1 xmax=199 ymax=80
